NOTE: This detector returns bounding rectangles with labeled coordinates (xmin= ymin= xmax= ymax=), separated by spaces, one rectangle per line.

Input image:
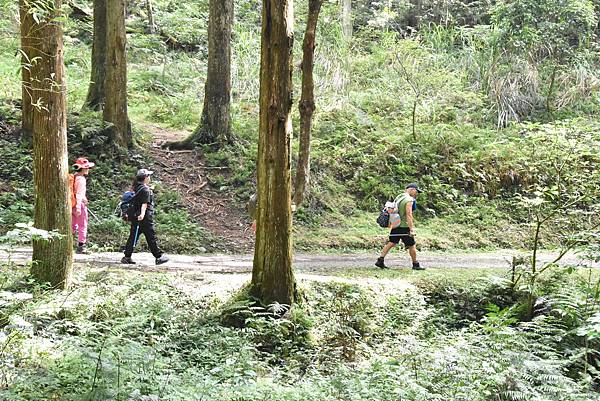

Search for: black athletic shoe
xmin=121 ymin=256 xmax=136 ymax=264
xmin=76 ymin=244 xmax=88 ymax=254
xmin=375 ymin=257 xmax=388 ymax=269
xmin=412 ymin=261 xmax=425 ymax=270
xmin=156 ymin=255 xmax=169 ymax=265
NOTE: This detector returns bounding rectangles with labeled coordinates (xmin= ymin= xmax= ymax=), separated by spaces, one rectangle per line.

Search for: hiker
xmin=71 ymin=157 xmax=95 ymax=254
xmin=121 ymin=169 xmax=169 ymax=265
xmin=375 ymin=183 xmax=425 ymax=270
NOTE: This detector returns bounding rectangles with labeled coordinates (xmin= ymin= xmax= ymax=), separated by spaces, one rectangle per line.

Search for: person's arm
xmin=138 ymin=203 xmax=148 ymax=221
xmin=405 ymin=201 xmax=414 ymax=235
xmin=74 ymin=176 xmax=86 ymax=215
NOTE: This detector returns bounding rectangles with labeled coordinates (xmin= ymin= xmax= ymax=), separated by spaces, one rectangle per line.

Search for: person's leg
xmin=78 ymin=205 xmax=88 ymax=244
xmin=140 ymin=216 xmax=163 ymax=259
xmin=376 ymin=238 xmax=398 ymax=269
xmin=123 ymin=222 xmax=139 ymax=259
xmin=71 ymin=208 xmax=78 ymax=235
xmin=380 ymin=242 xmax=396 ymax=257
xmin=408 ymin=245 xmax=417 ymax=263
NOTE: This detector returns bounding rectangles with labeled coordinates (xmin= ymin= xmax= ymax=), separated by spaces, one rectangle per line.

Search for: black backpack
xmin=376 ymin=195 xmax=403 ymax=228
xmin=115 ymin=188 xmax=143 ymax=221
xmin=376 ymin=208 xmax=390 ymax=228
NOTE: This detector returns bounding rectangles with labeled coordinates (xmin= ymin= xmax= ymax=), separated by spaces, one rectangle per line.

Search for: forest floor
xmin=1 ymin=247 xmax=596 ymax=301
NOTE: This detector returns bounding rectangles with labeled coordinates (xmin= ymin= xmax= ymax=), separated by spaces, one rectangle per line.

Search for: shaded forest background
xmin=0 ymin=0 xmax=599 ymax=253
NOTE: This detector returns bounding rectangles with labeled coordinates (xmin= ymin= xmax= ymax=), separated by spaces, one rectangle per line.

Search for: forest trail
xmin=2 ymin=247 xmax=596 ymax=274
xmin=142 ymin=123 xmax=255 ymax=252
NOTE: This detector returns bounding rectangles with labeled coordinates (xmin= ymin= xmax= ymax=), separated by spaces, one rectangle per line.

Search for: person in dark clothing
xmin=121 ymin=169 xmax=169 ymax=265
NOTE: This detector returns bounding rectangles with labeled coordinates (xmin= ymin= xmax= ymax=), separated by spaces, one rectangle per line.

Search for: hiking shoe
xmin=156 ymin=255 xmax=169 ymax=265
xmin=412 ymin=262 xmax=425 ymax=270
xmin=75 ymin=244 xmax=88 ymax=254
xmin=375 ymin=257 xmax=388 ymax=269
xmin=121 ymin=256 xmax=136 ymax=264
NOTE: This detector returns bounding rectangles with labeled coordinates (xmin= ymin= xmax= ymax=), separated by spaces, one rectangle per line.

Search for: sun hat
xmin=73 ymin=157 xmax=95 ymax=169
xmin=136 ymin=168 xmax=154 ymax=178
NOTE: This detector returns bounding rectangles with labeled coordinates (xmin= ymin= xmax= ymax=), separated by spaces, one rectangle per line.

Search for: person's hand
xmin=75 ymin=207 xmax=81 ymax=217
xmin=137 ymin=214 xmax=145 ymax=221
xmin=251 ymin=220 xmax=257 ymax=233
xmin=409 ymin=229 xmax=415 ymax=237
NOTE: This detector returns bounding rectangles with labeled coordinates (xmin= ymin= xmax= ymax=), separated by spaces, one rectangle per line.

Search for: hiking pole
xmin=87 ymin=208 xmax=102 ymax=223
xmin=133 ymin=224 xmax=140 ymax=248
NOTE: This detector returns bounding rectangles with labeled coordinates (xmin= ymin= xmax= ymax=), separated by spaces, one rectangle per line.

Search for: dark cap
xmin=406 ymin=183 xmax=423 ymax=193
xmin=136 ymin=168 xmax=154 ymax=178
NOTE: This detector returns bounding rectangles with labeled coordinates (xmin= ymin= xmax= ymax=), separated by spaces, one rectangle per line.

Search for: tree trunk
xmin=104 ymin=0 xmax=131 ymax=147
xmin=294 ymin=0 xmax=323 ymax=207
xmin=23 ymin=0 xmax=73 ymax=289
xmin=251 ymin=0 xmax=295 ymax=307
xmin=83 ymin=0 xmax=107 ymax=110
xmin=19 ymin=0 xmax=34 ymax=143
xmin=341 ymin=0 xmax=352 ymax=39
xmin=407 ymin=0 xmax=421 ymax=29
xmin=146 ymin=0 xmax=156 ymax=34
xmin=167 ymin=0 xmax=233 ymax=150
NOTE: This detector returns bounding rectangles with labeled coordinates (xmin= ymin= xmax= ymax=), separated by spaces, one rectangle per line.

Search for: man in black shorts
xmin=375 ymin=183 xmax=424 ymax=270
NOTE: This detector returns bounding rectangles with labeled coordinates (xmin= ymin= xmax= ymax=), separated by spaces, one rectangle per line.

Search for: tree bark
xmin=407 ymin=0 xmax=422 ymax=29
xmin=294 ymin=0 xmax=323 ymax=207
xmin=167 ymin=0 xmax=233 ymax=150
xmin=146 ymin=0 xmax=156 ymax=34
xmin=251 ymin=0 xmax=295 ymax=307
xmin=19 ymin=0 xmax=34 ymax=143
xmin=341 ymin=0 xmax=352 ymax=39
xmin=22 ymin=0 xmax=73 ymax=289
xmin=104 ymin=0 xmax=131 ymax=147
xmin=83 ymin=0 xmax=107 ymax=110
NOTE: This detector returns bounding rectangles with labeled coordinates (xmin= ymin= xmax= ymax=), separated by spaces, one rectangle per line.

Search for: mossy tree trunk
xmin=146 ymin=0 xmax=156 ymax=34
xmin=23 ymin=0 xmax=73 ymax=289
xmin=294 ymin=0 xmax=323 ymax=207
xmin=104 ymin=0 xmax=131 ymax=147
xmin=19 ymin=0 xmax=34 ymax=143
xmin=168 ymin=0 xmax=233 ymax=150
xmin=83 ymin=0 xmax=107 ymax=110
xmin=341 ymin=0 xmax=352 ymax=39
xmin=251 ymin=0 xmax=295 ymax=307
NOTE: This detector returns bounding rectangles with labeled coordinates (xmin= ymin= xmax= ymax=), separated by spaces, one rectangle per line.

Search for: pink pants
xmin=72 ymin=204 xmax=88 ymax=244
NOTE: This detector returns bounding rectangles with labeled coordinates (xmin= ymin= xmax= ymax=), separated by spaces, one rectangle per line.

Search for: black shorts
xmin=389 ymin=227 xmax=415 ymax=247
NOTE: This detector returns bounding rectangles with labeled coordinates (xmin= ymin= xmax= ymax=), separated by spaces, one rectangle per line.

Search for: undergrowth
xmin=0 ymin=259 xmax=598 ymax=400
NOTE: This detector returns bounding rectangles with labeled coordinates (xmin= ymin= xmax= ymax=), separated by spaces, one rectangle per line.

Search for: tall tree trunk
xmin=19 ymin=0 xmax=34 ymax=143
xmin=22 ymin=0 xmax=73 ymax=289
xmin=407 ymin=0 xmax=422 ymax=29
xmin=83 ymin=0 xmax=107 ymax=110
xmin=341 ymin=0 xmax=352 ymax=39
xmin=251 ymin=0 xmax=295 ymax=307
xmin=167 ymin=0 xmax=233 ymax=150
xmin=104 ymin=0 xmax=131 ymax=147
xmin=294 ymin=0 xmax=323 ymax=207
xmin=146 ymin=0 xmax=156 ymax=34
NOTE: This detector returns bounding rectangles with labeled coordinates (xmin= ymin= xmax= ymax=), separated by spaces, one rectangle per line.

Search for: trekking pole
xmin=87 ymin=208 xmax=102 ymax=223
xmin=133 ymin=224 xmax=140 ymax=248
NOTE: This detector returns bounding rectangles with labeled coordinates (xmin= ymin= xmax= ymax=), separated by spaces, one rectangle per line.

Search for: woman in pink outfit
xmin=71 ymin=157 xmax=95 ymax=254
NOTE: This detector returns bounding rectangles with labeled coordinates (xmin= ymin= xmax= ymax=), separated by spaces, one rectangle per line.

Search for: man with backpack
xmin=121 ymin=169 xmax=169 ymax=265
xmin=375 ymin=183 xmax=425 ymax=270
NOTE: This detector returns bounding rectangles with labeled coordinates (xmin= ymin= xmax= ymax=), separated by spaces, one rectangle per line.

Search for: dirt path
xmin=142 ymin=123 xmax=255 ymax=253
xmin=1 ymin=247 xmax=596 ymax=274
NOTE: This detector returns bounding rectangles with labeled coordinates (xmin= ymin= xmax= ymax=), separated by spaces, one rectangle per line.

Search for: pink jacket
xmin=74 ymin=175 xmax=88 ymax=208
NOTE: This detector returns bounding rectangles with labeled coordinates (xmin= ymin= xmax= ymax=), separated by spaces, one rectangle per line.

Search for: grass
xmin=1 ymin=259 xmax=598 ymax=400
